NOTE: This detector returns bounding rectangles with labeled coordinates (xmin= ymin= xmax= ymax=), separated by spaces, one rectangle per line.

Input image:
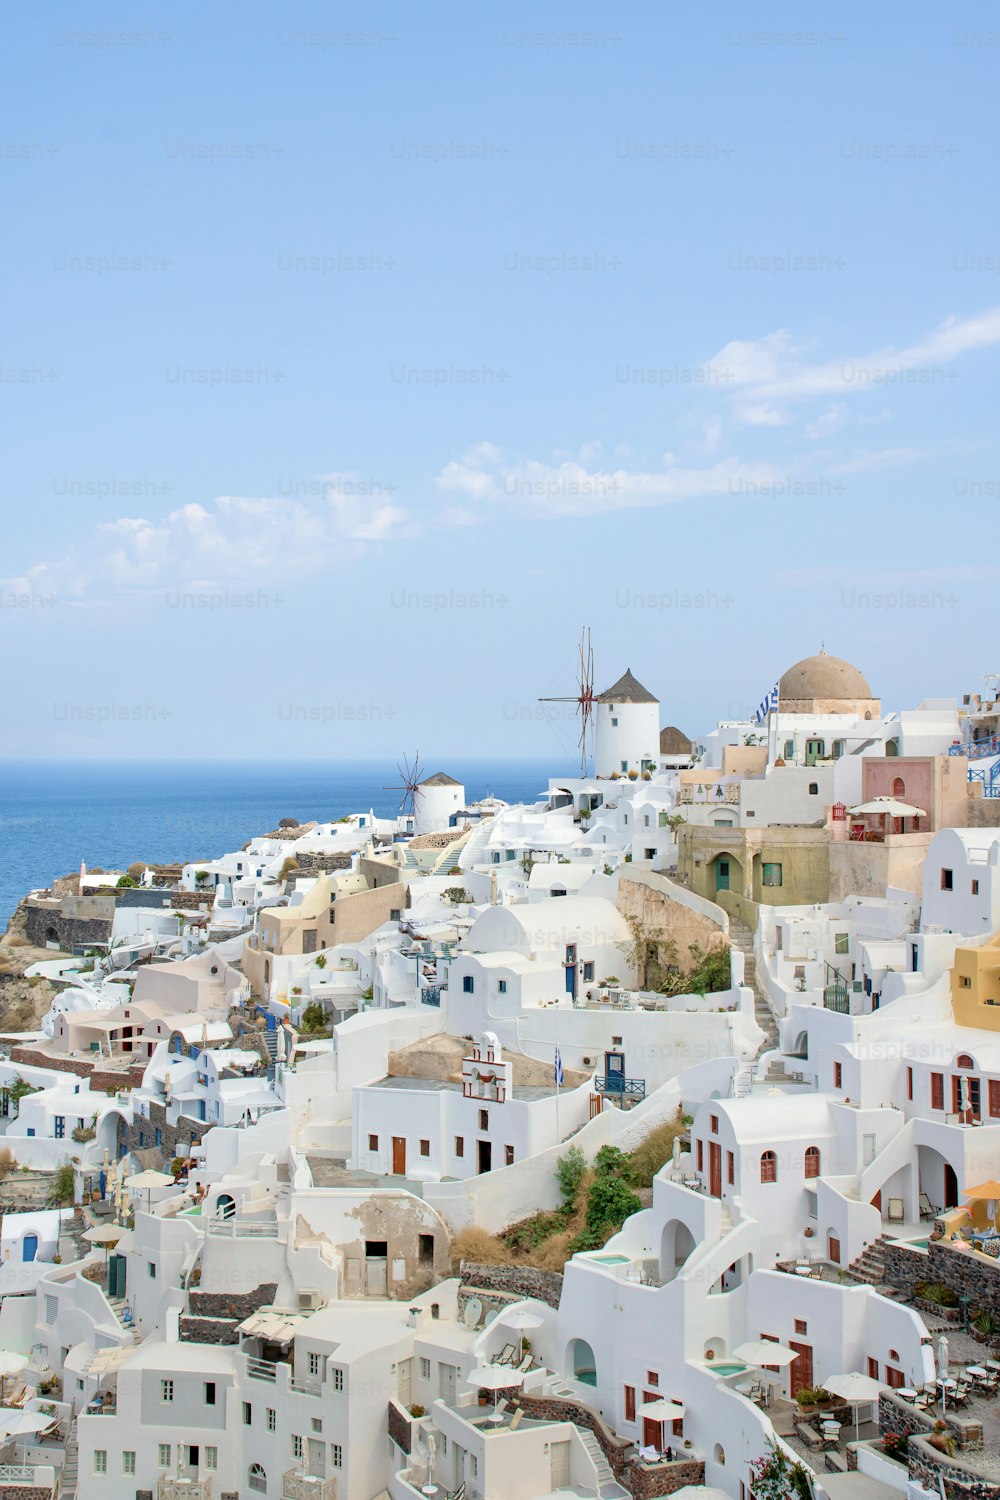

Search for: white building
xmin=593 ymin=669 xmax=660 ymax=779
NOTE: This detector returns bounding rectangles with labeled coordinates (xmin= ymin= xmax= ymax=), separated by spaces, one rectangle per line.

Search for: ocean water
xmin=0 ymin=759 xmax=568 ymax=927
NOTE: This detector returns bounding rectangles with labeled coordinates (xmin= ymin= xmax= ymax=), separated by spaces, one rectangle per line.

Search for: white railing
xmin=0 ymin=1465 xmax=33 ymax=1480
xmin=246 ymin=1357 xmax=278 ymax=1383
xmin=282 ymin=1469 xmax=335 ymax=1500
xmin=206 ymin=1218 xmax=278 ymax=1237
xmin=159 ymin=1478 xmax=212 ymax=1500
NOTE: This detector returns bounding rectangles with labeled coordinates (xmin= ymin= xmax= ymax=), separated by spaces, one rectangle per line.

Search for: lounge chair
xmin=507 ymin=1408 xmax=524 ymax=1431
xmin=492 ymin=1399 xmax=510 ymax=1420
xmin=919 ymin=1192 xmax=939 ymax=1220
xmin=492 ymin=1344 xmax=517 ymax=1366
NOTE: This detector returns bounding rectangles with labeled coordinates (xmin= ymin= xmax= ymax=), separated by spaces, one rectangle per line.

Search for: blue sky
xmin=3 ymin=1 xmax=1000 ymax=761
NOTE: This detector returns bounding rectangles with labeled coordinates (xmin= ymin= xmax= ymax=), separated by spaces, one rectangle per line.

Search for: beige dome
xmin=779 ymin=649 xmax=872 ymax=703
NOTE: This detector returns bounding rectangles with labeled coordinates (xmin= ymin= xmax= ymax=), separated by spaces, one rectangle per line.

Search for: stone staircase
xmin=845 ymin=1236 xmax=888 ymax=1287
xmin=578 ymin=1429 xmax=629 ymax=1499
xmin=61 ymin=1416 xmax=79 ymax=1499
xmin=729 ymin=916 xmax=778 ymax=1055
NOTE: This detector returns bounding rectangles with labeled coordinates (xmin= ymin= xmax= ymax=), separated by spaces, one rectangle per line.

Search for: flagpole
xmin=555 ymin=1004 xmax=561 ymax=1147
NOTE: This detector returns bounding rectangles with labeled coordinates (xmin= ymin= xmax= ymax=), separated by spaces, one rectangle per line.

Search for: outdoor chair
xmin=911 ymin=1390 xmax=932 ymax=1411
xmin=493 ymin=1344 xmax=517 ymax=1366
xmin=507 ymin=1408 xmax=524 ymax=1432
xmin=919 ymin=1192 xmax=939 ymax=1220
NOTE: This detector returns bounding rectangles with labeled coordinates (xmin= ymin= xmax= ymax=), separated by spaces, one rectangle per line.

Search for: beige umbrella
xmin=468 ymin=1364 xmax=525 ymax=1419
xmin=734 ymin=1341 xmax=799 ymax=1367
xmin=637 ymin=1397 xmax=685 ymax=1450
xmin=125 ymin=1168 xmax=173 ymax=1213
xmin=84 ymin=1223 xmax=124 ymax=1276
xmin=822 ymin=1371 xmax=884 ymax=1441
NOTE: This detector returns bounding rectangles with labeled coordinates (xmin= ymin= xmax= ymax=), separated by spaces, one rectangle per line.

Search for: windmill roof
xmin=420 ymin=772 xmax=462 ymax=787
xmin=596 ymin=669 xmax=658 ymax=705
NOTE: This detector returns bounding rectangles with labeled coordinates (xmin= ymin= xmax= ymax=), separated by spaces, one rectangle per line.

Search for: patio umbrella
xmin=672 ymin=1136 xmax=682 ymax=1172
xmin=468 ymin=1365 xmax=525 ymax=1418
xmin=0 ymin=1410 xmax=48 ymax=1440
xmin=733 ymin=1341 xmax=799 ymax=1367
xmin=965 ymin=1181 xmax=1000 ymax=1226
xmin=498 ymin=1309 xmax=543 ymax=1361
xmin=125 ymin=1168 xmax=173 ymax=1213
xmin=637 ymin=1398 xmax=685 ymax=1450
xmin=848 ymin=798 xmax=926 ymax=818
xmin=936 ymin=1334 xmax=951 ymax=1412
xmin=84 ymin=1222 xmax=124 ymax=1275
xmin=822 ymin=1372 xmax=884 ymax=1443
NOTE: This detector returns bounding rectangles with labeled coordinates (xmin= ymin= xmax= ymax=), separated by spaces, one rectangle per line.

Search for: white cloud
xmin=707 ymin=307 xmax=1000 ymax=418
xmin=3 ymin=486 xmax=415 ymax=600
xmin=803 ymin=403 xmax=849 ymax=439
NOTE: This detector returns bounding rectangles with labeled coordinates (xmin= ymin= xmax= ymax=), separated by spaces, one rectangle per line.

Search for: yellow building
xmin=951 ymin=934 xmax=1000 ymax=1027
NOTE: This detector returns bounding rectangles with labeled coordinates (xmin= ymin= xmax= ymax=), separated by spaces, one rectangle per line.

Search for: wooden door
xmin=709 ymin=1142 xmax=722 ymax=1198
xmin=789 ymin=1342 xmax=813 ymax=1398
xmin=550 ymin=1441 xmax=571 ymax=1489
xmin=828 ymin=1234 xmax=841 ymax=1264
xmin=392 ymin=1136 xmax=406 ymax=1175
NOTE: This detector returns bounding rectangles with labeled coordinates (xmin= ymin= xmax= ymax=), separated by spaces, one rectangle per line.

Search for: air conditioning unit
xmin=298 ymin=1290 xmax=324 ymax=1312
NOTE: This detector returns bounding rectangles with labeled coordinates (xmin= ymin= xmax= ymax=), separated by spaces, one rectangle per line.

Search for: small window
xmin=612 ymin=717 xmax=619 ymax=727
xmin=505 ymin=1145 xmax=515 ymax=1166
xmin=478 ymin=1109 xmax=489 ymax=1130
xmin=784 ymin=740 xmax=794 ymax=759
xmin=727 ymin=1151 xmax=734 ymax=1184
xmin=710 ymin=1114 xmax=718 ymax=1133
xmin=960 ymin=975 xmax=972 ymax=989
xmin=308 ymin=1352 xmax=321 ymax=1376
xmin=419 ymin=1139 xmax=430 ymax=1157
xmin=696 ymin=1139 xmax=703 ymax=1171
xmin=834 ymin=1062 xmax=842 ymax=1089
xmin=333 ymin=1445 xmax=343 ymax=1468
xmin=249 ymin=1465 xmax=267 ymax=1494
xmin=808 ymin=783 xmax=818 ymax=796
xmin=455 ymin=1136 xmax=464 ymax=1157
xmin=420 ymin=1357 xmax=431 ymax=1379
xmin=161 ymin=1380 xmax=174 ymax=1403
xmin=804 ymin=1146 xmax=820 ymax=1178
xmin=292 ymin=1435 xmax=303 ymax=1460
xmin=794 ymin=1319 xmax=807 ymax=1335
xmin=94 ymin=1451 xmax=107 ymax=1475
xmin=497 ymin=979 xmax=507 ymax=994
xmin=334 ymin=1366 xmax=344 ymax=1391
xmin=583 ymin=961 xmax=594 ymax=982
xmin=760 ymin=1150 xmax=777 ymax=1184
xmin=368 ymin=1134 xmax=378 ymax=1151
xmin=204 ymin=1381 xmax=216 ymax=1405
xmin=931 ymin=1073 xmax=944 ymax=1109
xmin=148 ymin=1262 xmax=156 ymax=1279
xmin=462 ymin=976 xmax=474 ymax=994
xmin=834 ymin=932 xmax=849 ymax=955
xmin=761 ymin=862 xmax=783 ymax=888
xmin=123 ymin=1451 xmax=136 ymax=1475
xmin=310 ymin=1417 xmax=321 ymax=1434
xmin=206 ymin=1448 xmax=218 ymax=1470
xmin=647 ymin=1371 xmax=659 ymax=1387
xmin=625 ymin=1384 xmax=636 ymax=1421
xmin=243 ymin=1402 xmax=252 ymax=1425
xmin=266 ymin=1407 xmax=276 ymax=1432
xmin=941 ymin=868 xmax=954 ymax=891
xmin=158 ymin=1445 xmax=171 ymax=1468
xmin=957 ymin=1053 xmax=975 ymax=1069
xmin=973 ymin=879 xmax=981 ymax=895
xmin=906 ymin=1066 xmax=913 ymax=1101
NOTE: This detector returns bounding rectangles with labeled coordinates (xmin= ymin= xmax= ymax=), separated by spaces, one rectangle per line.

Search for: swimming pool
xmin=709 ymin=1362 xmax=749 ymax=1376
xmin=590 ymin=1253 xmax=631 ymax=1264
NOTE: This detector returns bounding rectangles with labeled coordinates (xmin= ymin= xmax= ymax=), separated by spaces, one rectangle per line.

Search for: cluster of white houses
xmin=9 ymin=652 xmax=1000 ymax=1500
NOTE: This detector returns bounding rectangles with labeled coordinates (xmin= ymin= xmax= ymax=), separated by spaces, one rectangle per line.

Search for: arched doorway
xmin=22 ymin=1233 xmax=38 ymax=1262
xmin=567 ymin=1338 xmax=597 ymax=1386
xmin=710 ymin=853 xmax=742 ymax=895
xmin=216 ymin=1193 xmax=236 ymax=1220
xmin=660 ymin=1220 xmax=697 ymax=1281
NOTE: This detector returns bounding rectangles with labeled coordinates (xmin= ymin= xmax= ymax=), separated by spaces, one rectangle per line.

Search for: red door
xmin=709 ymin=1142 xmax=722 ymax=1198
xmin=789 ymin=1342 xmax=813 ymax=1398
xmin=828 ymin=1235 xmax=841 ymax=1264
xmin=392 ymin=1137 xmax=406 ymax=1175
xmin=641 ymin=1390 xmax=660 ymax=1450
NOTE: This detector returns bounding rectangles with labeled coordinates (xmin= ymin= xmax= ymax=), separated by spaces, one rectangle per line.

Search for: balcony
xmin=158 ymin=1478 xmax=212 ymax=1500
xmin=206 ymin=1217 xmax=279 ymax=1238
xmin=282 ymin=1469 xmax=336 ymax=1500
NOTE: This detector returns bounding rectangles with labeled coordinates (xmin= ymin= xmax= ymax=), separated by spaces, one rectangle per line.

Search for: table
xmin=986 ymin=1360 xmax=1000 ymax=1373
xmin=966 ymin=1366 xmax=987 ymax=1379
xmin=898 ymin=1388 xmax=918 ymax=1402
xmin=794 ymin=1266 xmax=813 ymax=1276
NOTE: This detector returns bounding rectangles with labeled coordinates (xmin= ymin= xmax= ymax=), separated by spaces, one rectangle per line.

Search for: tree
xmin=51 ymin=1163 xmax=75 ymax=1206
xmin=556 ymin=1146 xmax=587 ymax=1212
xmin=116 ymin=875 xmax=137 ymax=888
xmin=299 ymin=1002 xmax=328 ymax=1034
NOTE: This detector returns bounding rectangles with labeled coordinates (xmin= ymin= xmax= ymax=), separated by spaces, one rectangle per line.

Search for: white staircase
xmin=577 ymin=1429 xmax=629 ymax=1499
xmin=61 ymin=1416 xmax=79 ymax=1499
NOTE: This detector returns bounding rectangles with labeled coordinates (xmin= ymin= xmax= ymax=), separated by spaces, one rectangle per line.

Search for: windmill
xmin=384 ymin=754 xmax=423 ymax=820
xmin=538 ymin=626 xmax=595 ymax=775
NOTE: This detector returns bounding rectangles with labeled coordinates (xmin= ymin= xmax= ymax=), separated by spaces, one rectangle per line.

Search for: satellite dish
xmin=483 ymin=1308 xmax=497 ymax=1327
xmin=464 ymin=1296 xmax=483 ymax=1329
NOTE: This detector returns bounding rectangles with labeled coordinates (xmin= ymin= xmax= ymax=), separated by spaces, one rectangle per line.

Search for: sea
xmin=0 ymin=759 xmax=570 ymax=928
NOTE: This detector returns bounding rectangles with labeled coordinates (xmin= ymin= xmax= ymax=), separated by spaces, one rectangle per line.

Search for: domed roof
xmin=779 ymin=648 xmax=872 ymax=702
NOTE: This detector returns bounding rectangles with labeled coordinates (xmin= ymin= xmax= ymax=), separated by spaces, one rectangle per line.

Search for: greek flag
xmin=754 ymin=681 xmax=779 ymax=723
xmin=554 ymin=1047 xmax=564 ymax=1088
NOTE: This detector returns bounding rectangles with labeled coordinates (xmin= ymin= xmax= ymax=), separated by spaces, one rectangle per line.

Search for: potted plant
xmin=478 ymin=1388 xmax=489 ymax=1407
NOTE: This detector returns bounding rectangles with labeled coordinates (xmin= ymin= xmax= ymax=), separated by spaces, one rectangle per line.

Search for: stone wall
xmin=387 ymin=1398 xmax=416 ymax=1455
xmin=617 ymin=872 xmax=727 ymax=988
xmin=188 ymin=1283 xmax=277 ymax=1320
xmin=916 ymin=1242 xmax=1000 ymax=1321
xmin=178 ymin=1315 xmax=240 ymax=1345
xmin=7 ymin=1049 xmax=146 ymax=1093
xmin=459 ymin=1262 xmax=564 ymax=1310
xmin=24 ymin=895 xmax=114 ymax=952
xmin=0 ymin=1487 xmax=54 ymax=1499
xmin=119 ymin=1096 xmax=208 ymax=1163
xmin=293 ymin=853 xmax=354 ymax=877
xmin=516 ymin=1393 xmax=703 ymax=1498
xmin=965 ymin=798 xmax=1000 ymax=829
xmin=882 ymin=1240 xmax=934 ymax=1298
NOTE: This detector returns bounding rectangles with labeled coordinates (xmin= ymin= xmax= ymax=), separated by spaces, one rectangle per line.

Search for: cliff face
xmin=0 ymin=897 xmax=58 ymax=1030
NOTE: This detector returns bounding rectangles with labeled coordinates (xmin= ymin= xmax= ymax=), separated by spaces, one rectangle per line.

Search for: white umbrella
xmin=637 ymin=1398 xmax=685 ymax=1419
xmin=937 ymin=1334 xmax=950 ymax=1379
xmin=672 ymin=1136 xmax=682 ymax=1172
xmin=734 ymin=1341 xmax=799 ymax=1367
xmin=0 ymin=1410 xmax=48 ymax=1439
xmin=468 ymin=1365 xmax=525 ymax=1418
xmin=822 ymin=1371 xmax=884 ymax=1442
xmin=499 ymin=1309 xmax=543 ymax=1361
xmin=848 ymin=797 xmax=926 ymax=819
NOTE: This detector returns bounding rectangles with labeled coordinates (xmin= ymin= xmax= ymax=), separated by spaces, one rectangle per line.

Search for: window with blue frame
xmin=462 ymin=976 xmax=474 ymax=994
xmin=54 ymin=1116 xmax=64 ymax=1138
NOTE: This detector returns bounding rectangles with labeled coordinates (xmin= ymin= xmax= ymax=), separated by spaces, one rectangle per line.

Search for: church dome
xmin=779 ymin=649 xmax=872 ymax=703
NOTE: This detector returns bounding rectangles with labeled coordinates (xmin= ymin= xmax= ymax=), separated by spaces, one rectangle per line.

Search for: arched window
xmin=956 ymin=1054 xmax=975 ymax=1070
xmin=760 ymin=1150 xmax=777 ymax=1184
xmin=804 ymin=1146 xmax=820 ymax=1179
xmin=248 ymin=1465 xmax=267 ymax=1493
xmin=891 ymin=776 xmax=905 ymax=799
